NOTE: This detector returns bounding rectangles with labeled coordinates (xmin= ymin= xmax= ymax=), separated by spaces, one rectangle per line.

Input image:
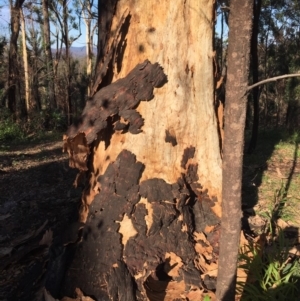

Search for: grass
xmin=240 ymin=129 xmax=300 ymax=300
xmin=243 ymin=129 xmax=300 ymax=226
xmin=238 ymin=228 xmax=300 ymax=301
xmin=0 ymin=108 xmax=67 ymax=146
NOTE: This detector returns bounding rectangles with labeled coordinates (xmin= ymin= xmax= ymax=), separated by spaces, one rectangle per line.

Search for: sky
xmin=0 ymin=2 xmax=227 ymax=49
xmin=0 ymin=0 xmax=88 ymax=48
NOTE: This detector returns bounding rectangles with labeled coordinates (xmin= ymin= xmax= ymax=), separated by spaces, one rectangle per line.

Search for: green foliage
xmin=25 ymin=110 xmax=67 ymax=132
xmin=238 ymin=229 xmax=300 ymax=300
xmin=0 ymin=107 xmax=68 ymax=142
xmin=0 ymin=108 xmax=25 ymax=141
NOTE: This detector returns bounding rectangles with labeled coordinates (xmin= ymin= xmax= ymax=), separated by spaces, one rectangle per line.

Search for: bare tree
xmin=77 ymin=0 xmax=97 ymax=96
xmin=20 ymin=7 xmax=30 ymax=115
xmin=42 ymin=0 xmax=56 ymax=110
xmin=7 ymin=0 xmax=26 ymax=119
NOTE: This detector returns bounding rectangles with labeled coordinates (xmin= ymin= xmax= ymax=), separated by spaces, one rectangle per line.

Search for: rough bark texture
xmin=60 ymin=1 xmax=222 ymax=300
xmin=215 ymin=1 xmax=253 ymax=300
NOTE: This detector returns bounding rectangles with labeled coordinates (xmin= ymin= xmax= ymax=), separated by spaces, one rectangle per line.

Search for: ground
xmin=0 ymin=133 xmax=82 ymax=301
xmin=0 ymin=130 xmax=299 ymax=301
xmin=243 ymin=130 xmax=300 ymax=229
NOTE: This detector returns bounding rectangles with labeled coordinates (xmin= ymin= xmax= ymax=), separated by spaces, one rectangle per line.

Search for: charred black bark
xmin=60 ymin=61 xmax=221 ymax=300
xmin=64 ymin=60 xmax=168 ymax=171
xmin=59 ymin=150 xmax=220 ymax=300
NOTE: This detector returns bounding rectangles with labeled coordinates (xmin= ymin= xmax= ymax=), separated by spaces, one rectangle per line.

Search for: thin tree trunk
xmin=80 ymin=0 xmax=94 ymax=96
xmin=42 ymin=0 xmax=56 ymax=110
xmin=20 ymin=7 xmax=30 ymax=116
xmin=85 ymin=18 xmax=92 ymax=96
xmin=58 ymin=1 xmax=223 ymax=300
xmin=216 ymin=1 xmax=253 ymax=300
xmin=247 ymin=0 xmax=262 ymax=154
xmin=62 ymin=0 xmax=72 ymax=124
xmin=8 ymin=0 xmax=26 ymax=120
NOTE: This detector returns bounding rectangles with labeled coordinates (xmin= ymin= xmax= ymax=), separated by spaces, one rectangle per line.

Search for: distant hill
xmin=52 ymin=46 xmax=97 ymax=58
xmin=71 ymin=46 xmax=97 ymax=57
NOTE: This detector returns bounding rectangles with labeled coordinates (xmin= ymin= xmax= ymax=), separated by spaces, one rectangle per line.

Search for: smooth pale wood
xmin=20 ymin=8 xmax=30 ymax=114
xmin=90 ymin=0 xmax=222 ymax=214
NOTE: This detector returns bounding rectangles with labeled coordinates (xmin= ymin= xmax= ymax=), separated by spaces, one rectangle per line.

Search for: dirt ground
xmin=0 ymin=131 xmax=299 ymax=301
xmin=0 ymin=137 xmax=82 ymax=301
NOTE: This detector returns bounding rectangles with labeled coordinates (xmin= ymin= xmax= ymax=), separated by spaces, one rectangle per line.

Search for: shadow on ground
xmin=240 ymin=129 xmax=300 ymax=300
xmin=0 ymin=142 xmax=81 ymax=301
xmin=242 ymin=129 xmax=299 ymax=221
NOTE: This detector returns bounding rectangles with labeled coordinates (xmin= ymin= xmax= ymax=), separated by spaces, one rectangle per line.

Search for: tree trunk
xmin=7 ymin=0 xmax=25 ymax=120
xmin=216 ymin=1 xmax=253 ymax=300
xmin=62 ymin=0 xmax=72 ymax=124
xmin=42 ymin=0 xmax=57 ymax=110
xmin=247 ymin=0 xmax=262 ymax=154
xmin=80 ymin=0 xmax=94 ymax=96
xmin=59 ymin=1 xmax=222 ymax=300
xmin=20 ymin=7 xmax=29 ymax=116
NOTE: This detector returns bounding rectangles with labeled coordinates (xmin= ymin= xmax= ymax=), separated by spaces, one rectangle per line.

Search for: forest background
xmin=0 ymin=0 xmax=299 ymax=139
xmin=0 ymin=0 xmax=300 ymax=300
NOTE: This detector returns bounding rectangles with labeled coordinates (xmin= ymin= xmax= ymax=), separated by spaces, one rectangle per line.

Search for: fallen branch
xmin=247 ymin=73 xmax=300 ymax=92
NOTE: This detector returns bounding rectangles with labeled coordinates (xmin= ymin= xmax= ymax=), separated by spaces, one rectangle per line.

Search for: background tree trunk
xmin=60 ymin=1 xmax=222 ymax=300
xmin=7 ymin=0 xmax=26 ymax=119
xmin=20 ymin=7 xmax=29 ymax=117
xmin=216 ymin=1 xmax=253 ymax=300
xmin=247 ymin=0 xmax=262 ymax=154
xmin=42 ymin=0 xmax=56 ymax=110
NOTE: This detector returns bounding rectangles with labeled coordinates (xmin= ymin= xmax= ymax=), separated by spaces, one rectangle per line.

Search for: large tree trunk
xmin=59 ymin=1 xmax=222 ymax=300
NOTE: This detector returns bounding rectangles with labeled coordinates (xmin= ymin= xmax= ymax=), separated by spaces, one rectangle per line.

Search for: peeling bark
xmin=59 ymin=1 xmax=222 ymax=300
xmin=60 ymin=149 xmax=220 ymax=300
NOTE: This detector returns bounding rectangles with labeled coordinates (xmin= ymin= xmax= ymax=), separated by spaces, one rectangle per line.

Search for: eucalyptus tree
xmin=60 ymin=0 xmax=223 ymax=299
xmin=75 ymin=0 xmax=97 ymax=96
xmin=7 ymin=0 xmax=26 ymax=119
xmin=48 ymin=0 xmax=81 ymax=124
xmin=42 ymin=0 xmax=56 ymax=110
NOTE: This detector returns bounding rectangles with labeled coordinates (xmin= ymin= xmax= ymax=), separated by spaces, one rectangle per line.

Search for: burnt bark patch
xmin=64 ymin=60 xmax=167 ymax=171
xmin=60 ymin=150 xmax=221 ymax=300
xmin=181 ymin=146 xmax=195 ymax=168
xmin=165 ymin=129 xmax=177 ymax=146
xmin=61 ymin=150 xmax=143 ymax=300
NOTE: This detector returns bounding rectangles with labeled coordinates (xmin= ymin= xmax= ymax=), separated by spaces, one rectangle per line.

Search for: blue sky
xmin=0 ymin=0 xmax=88 ymax=47
xmin=0 ymin=2 xmax=227 ymax=49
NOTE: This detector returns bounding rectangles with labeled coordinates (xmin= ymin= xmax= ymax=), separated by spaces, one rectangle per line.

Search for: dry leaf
xmin=44 ymin=289 xmax=59 ymax=301
xmin=0 ymin=213 xmax=11 ymax=221
xmin=164 ymin=252 xmax=183 ymax=278
xmin=164 ymin=280 xmax=186 ymax=301
xmin=289 ymin=246 xmax=300 ymax=256
xmin=60 ymin=288 xmax=96 ymax=301
xmin=39 ymin=229 xmax=53 ymax=246
xmin=10 ymin=219 xmax=48 ymax=247
xmin=0 ymin=246 xmax=13 ymax=258
xmin=276 ymin=167 xmax=287 ymax=178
